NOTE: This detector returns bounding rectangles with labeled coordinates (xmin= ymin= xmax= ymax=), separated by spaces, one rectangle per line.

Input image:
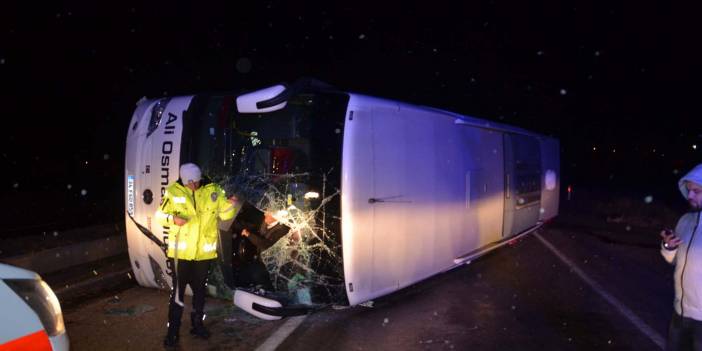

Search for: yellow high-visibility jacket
xmin=156 ymin=181 xmax=237 ymax=261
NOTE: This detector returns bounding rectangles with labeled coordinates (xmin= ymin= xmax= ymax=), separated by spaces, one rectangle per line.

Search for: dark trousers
xmin=167 ymin=259 xmax=212 ymax=330
xmin=667 ymin=312 xmax=702 ymax=351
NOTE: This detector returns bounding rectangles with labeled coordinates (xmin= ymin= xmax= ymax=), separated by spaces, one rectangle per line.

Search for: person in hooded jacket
xmin=661 ymin=163 xmax=702 ymax=350
xmin=156 ymin=163 xmax=238 ymax=348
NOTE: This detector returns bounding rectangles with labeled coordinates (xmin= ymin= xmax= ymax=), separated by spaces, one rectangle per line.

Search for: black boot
xmin=190 ymin=312 xmax=210 ymax=339
xmin=163 ymin=323 xmax=180 ymax=349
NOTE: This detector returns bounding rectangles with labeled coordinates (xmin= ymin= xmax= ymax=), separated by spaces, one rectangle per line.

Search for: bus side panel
xmin=399 ymin=110 xmax=504 ymax=288
xmin=341 ymin=105 xmax=376 ymax=306
xmin=463 ymin=127 xmax=505 ymax=256
xmin=539 ymin=137 xmax=560 ymax=221
xmin=342 ymin=99 xmax=509 ymax=305
xmin=125 ymin=96 xmax=193 ymax=289
xmin=368 ymin=105 xmax=415 ymax=295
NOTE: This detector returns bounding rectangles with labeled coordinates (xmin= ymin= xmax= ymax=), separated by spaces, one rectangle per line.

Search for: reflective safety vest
xmin=156 ymin=181 xmax=237 ymax=261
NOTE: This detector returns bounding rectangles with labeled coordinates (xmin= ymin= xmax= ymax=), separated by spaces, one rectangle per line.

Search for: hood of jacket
xmin=679 ymin=164 xmax=702 ymax=199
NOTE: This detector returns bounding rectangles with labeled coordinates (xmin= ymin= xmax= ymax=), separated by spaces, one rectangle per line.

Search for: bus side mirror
xmin=236 ymin=85 xmax=288 ymax=113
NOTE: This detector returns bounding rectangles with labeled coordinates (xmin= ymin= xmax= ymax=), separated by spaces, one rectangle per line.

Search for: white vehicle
xmin=125 ymin=78 xmax=559 ymax=319
xmin=0 ymin=263 xmax=69 ymax=350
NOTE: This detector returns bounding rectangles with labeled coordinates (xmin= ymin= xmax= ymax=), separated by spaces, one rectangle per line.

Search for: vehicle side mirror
xmin=236 ymin=85 xmax=287 ymax=113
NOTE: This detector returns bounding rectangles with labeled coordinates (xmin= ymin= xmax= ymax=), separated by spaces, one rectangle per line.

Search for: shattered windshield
xmin=186 ymin=92 xmax=349 ymax=305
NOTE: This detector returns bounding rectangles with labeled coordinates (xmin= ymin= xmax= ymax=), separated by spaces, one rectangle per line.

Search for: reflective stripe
xmin=155 ymin=210 xmax=170 ymax=221
xmin=173 ymin=196 xmax=187 ymax=204
xmin=202 ymin=242 xmax=217 ymax=253
xmin=168 ymin=242 xmax=187 ymax=250
xmin=0 ymin=330 xmax=52 ymax=351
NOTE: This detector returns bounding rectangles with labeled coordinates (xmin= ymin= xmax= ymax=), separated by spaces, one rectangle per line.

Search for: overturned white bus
xmin=125 ymin=78 xmax=559 ymax=320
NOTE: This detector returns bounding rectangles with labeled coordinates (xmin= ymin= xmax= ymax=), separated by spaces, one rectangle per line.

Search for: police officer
xmin=157 ymin=163 xmax=238 ymax=348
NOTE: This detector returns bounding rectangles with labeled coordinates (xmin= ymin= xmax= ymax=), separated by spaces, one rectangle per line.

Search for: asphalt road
xmin=61 ymin=212 xmax=675 ymax=350
xmin=277 ymin=222 xmax=671 ymax=351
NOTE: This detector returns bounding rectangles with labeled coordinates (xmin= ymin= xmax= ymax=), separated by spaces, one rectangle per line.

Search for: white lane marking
xmin=534 ymin=232 xmax=665 ymax=350
xmin=255 ymin=315 xmax=308 ymax=351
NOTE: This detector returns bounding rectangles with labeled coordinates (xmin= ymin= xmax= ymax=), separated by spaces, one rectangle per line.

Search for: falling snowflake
xmin=12 ymin=182 xmax=19 ymax=188
xmin=81 ymin=189 xmax=88 ymax=196
xmin=67 ymin=184 xmax=72 ymax=189
xmin=53 ymin=231 xmax=59 ymax=237
xmin=560 ymin=89 xmax=567 ymax=96
xmin=537 ymin=50 xmax=544 ymax=56
xmin=644 ymin=195 xmax=653 ymax=204
xmin=0 ymin=58 xmax=5 ymax=65
xmin=358 ymin=34 xmax=365 ymax=39
xmin=103 ymin=154 xmax=110 ymax=160
xmin=594 ymin=51 xmax=601 ymax=56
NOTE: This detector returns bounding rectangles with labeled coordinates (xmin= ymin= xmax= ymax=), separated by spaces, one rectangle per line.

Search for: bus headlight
xmin=4 ymin=279 xmax=66 ymax=336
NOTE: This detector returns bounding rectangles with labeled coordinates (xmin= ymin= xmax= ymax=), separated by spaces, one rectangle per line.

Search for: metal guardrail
xmin=1 ymin=235 xmax=127 ymax=275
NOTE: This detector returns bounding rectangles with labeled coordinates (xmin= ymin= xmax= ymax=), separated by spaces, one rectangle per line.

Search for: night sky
xmin=1 ymin=1 xmax=697 ymax=233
